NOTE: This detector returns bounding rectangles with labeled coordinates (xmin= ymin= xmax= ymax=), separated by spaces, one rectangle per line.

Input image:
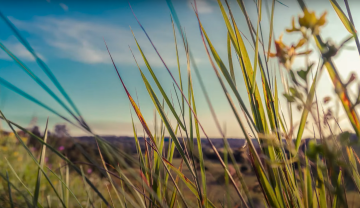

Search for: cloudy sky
xmin=0 ymin=0 xmax=359 ymax=138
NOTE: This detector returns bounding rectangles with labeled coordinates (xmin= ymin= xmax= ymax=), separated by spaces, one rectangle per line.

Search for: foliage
xmin=0 ymin=0 xmax=360 ymax=207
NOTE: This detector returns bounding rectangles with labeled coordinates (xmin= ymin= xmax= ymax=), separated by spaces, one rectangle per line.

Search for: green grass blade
xmin=46 ymin=167 xmax=83 ymax=208
xmin=190 ymin=76 xmax=208 ymax=208
xmin=171 ymin=15 xmax=185 ymax=113
xmin=130 ymin=30 xmax=186 ymax=132
xmin=198 ymin=18 xmax=256 ymax=132
xmin=0 ymin=78 xmax=76 ymax=127
xmin=0 ymin=172 xmax=33 ymax=208
xmin=218 ymin=0 xmax=268 ymax=133
xmin=0 ymin=43 xmax=83 ymax=126
xmin=0 ymin=12 xmax=85 ymax=125
xmin=33 ymin=118 xmax=49 ymax=208
xmin=316 ymin=156 xmax=327 ymax=208
xmin=227 ymin=32 xmax=236 ymax=86
xmin=80 ymin=166 xmax=94 ymax=207
xmin=332 ymin=170 xmax=342 ymax=208
xmin=251 ymin=0 xmax=262 ymax=94
xmin=343 ymin=0 xmax=360 ymax=55
xmin=5 ymin=157 xmax=45 ymax=208
xmin=329 ymin=0 xmax=357 ymax=36
xmin=266 ymin=0 xmax=276 ymax=61
xmin=95 ymin=140 xmax=125 ymax=208
xmin=6 ymin=171 xmax=14 ymax=208
xmin=1 ymin=116 xmax=109 ymax=206
xmin=129 ymin=47 xmax=195 ymax=177
xmin=295 ymin=71 xmax=319 ymax=151
xmin=106 ymin=41 xmax=190 ymax=207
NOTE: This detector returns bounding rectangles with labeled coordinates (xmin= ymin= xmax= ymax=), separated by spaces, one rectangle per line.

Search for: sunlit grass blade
xmin=295 ymin=71 xmax=319 ymax=151
xmin=249 ymin=151 xmax=282 ymax=208
xmin=332 ymin=170 xmax=342 ymax=208
xmin=130 ymin=29 xmax=186 ymax=132
xmin=219 ymin=0 xmax=268 ymax=133
xmin=197 ymin=15 xmax=256 ymax=132
xmin=165 ymin=7 xmax=263 ymax=202
xmin=347 ymin=147 xmax=360 ymax=191
xmin=329 ymin=0 xmax=357 ymax=36
xmin=305 ymin=158 xmax=314 ymax=208
xmin=105 ymin=40 xmax=190 ymax=207
xmin=129 ymin=47 xmax=194 ymax=178
xmin=130 ymin=109 xmax=148 ymax=183
xmin=46 ymin=167 xmax=83 ymax=208
xmin=266 ymin=0 xmax=276 ymax=61
xmin=316 ymin=156 xmax=327 ymax=208
xmin=227 ymin=32 xmax=236 ymax=86
xmin=169 ymin=160 xmax=183 ymax=208
xmin=95 ymin=140 xmax=125 ymax=208
xmin=33 ymin=118 xmax=49 ymax=208
xmin=343 ymin=0 xmax=360 ymax=55
xmin=251 ymin=0 xmax=262 ymax=94
xmin=194 ymin=6 xmax=279 ymax=207
xmin=190 ymin=81 xmax=208 ymax=207
xmin=171 ymin=15 xmax=185 ymax=113
xmin=163 ymin=159 xmax=216 ymax=208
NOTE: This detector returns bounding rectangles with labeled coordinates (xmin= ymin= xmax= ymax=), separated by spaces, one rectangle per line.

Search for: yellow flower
xmin=299 ymin=9 xmax=327 ymax=35
xmin=269 ymin=34 xmax=312 ymax=70
xmin=13 ymin=151 xmax=19 ymax=156
xmin=286 ymin=9 xmax=327 ymax=36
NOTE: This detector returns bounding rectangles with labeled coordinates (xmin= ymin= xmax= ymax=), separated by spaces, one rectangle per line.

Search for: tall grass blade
xmin=0 ymin=42 xmax=82 ymax=126
xmin=95 ymin=140 xmax=125 ymax=208
xmin=227 ymin=32 xmax=236 ymax=86
xmin=0 ymin=12 xmax=86 ymax=127
xmin=6 ymin=171 xmax=14 ymax=208
xmin=251 ymin=0 xmax=262 ymax=94
xmin=0 ymin=172 xmax=33 ymax=208
xmin=0 ymin=78 xmax=76 ymax=126
xmin=46 ymin=167 xmax=83 ymax=208
xmin=266 ymin=0 xmax=276 ymax=61
xmin=129 ymin=46 xmax=194 ymax=177
xmin=5 ymin=157 xmax=45 ymax=208
xmin=33 ymin=118 xmax=49 ymax=208
xmin=297 ymin=0 xmax=360 ymax=138
xmin=343 ymin=0 xmax=360 ymax=55
xmin=295 ymin=71 xmax=319 ymax=151
xmin=130 ymin=29 xmax=186 ymax=132
xmin=329 ymin=0 xmax=357 ymax=36
xmin=1 ymin=117 xmax=110 ymax=206
xmin=105 ymin=40 xmax=190 ymax=208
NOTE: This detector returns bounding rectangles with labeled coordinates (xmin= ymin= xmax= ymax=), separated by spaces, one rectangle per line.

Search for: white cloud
xmin=59 ymin=3 xmax=69 ymax=12
xmin=0 ymin=38 xmax=45 ymax=62
xmin=187 ymin=0 xmax=214 ymax=14
xmin=9 ymin=17 xmax=186 ymax=67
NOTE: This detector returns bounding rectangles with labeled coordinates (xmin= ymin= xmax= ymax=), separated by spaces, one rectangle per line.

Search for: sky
xmin=0 ymin=0 xmax=359 ymax=138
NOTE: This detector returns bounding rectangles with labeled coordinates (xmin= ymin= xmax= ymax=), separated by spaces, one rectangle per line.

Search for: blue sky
xmin=0 ymin=0 xmax=359 ymax=138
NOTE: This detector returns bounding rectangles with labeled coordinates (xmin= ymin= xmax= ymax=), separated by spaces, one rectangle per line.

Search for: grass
xmin=0 ymin=0 xmax=360 ymax=207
